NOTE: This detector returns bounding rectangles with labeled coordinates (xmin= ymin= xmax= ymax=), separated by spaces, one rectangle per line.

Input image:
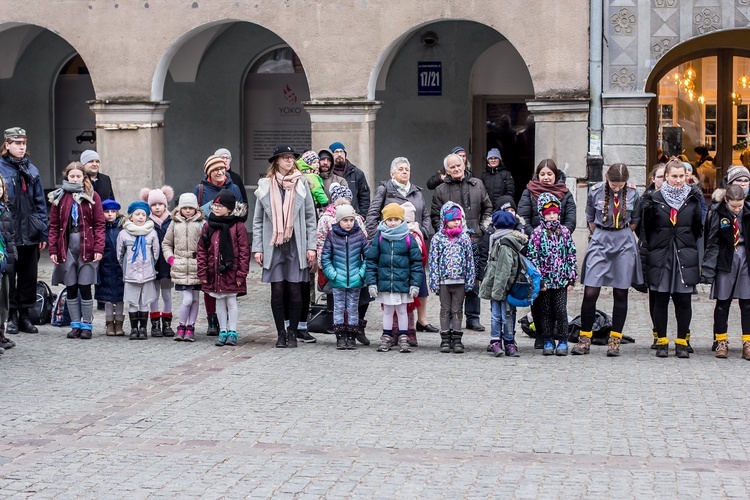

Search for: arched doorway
xmin=372 ymin=21 xmax=533 ymax=202
xmin=647 ymin=29 xmax=750 ymax=192
xmin=54 ymin=54 xmax=95 ymax=184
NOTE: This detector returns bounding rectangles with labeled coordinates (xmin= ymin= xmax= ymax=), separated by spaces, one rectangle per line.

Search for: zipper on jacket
xmin=345 ymin=235 xmax=350 ymax=288
xmin=390 ymin=240 xmax=394 ymax=293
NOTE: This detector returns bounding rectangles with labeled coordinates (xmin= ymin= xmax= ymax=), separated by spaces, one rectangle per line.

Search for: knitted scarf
xmin=4 ymin=155 xmax=32 ymax=193
xmin=660 ymin=182 xmax=691 ymax=210
xmin=122 ymin=219 xmax=154 ymax=263
xmin=377 ymin=220 xmax=409 ymax=241
xmin=206 ymin=213 xmax=239 ymax=272
xmin=269 ymin=170 xmax=302 ymax=246
xmin=391 ymin=178 xmax=410 ymax=198
xmin=525 ymin=180 xmax=569 ymax=203
xmin=444 ymin=226 xmax=463 ymax=239
xmin=46 ymin=181 xmax=95 ymax=207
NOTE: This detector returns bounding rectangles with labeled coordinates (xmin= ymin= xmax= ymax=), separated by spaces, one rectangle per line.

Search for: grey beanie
xmin=727 ymin=165 xmax=750 ymax=185
xmin=80 ymin=150 xmax=100 ymax=165
xmin=214 ymin=148 xmax=231 ymax=160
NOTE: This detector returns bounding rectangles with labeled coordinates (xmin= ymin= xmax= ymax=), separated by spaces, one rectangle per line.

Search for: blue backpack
xmin=502 ymin=242 xmax=541 ymax=308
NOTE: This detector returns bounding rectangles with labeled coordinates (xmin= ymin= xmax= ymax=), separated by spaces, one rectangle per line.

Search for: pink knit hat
xmin=140 ymin=185 xmax=174 ymax=207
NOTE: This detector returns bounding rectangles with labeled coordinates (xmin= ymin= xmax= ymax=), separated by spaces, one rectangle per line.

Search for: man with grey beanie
xmin=214 ymin=148 xmax=247 ymax=206
xmin=80 ymin=149 xmax=115 ymax=201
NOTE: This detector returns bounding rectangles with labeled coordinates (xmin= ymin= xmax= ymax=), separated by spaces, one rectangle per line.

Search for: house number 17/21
xmin=420 ymin=71 xmax=440 ymax=87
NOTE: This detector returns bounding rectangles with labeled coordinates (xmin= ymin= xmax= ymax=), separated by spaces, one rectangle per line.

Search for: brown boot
xmin=571 ymin=335 xmax=591 ymax=355
xmin=606 ymin=336 xmax=621 ymax=357
xmin=105 ymin=320 xmax=116 ymax=336
xmin=715 ymin=340 xmax=729 ymax=359
xmin=114 ymin=316 xmax=125 ymax=336
xmin=743 ymin=341 xmax=750 ymax=360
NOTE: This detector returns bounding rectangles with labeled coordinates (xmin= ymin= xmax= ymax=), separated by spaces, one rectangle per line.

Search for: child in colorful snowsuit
xmin=117 ymin=201 xmax=160 ymax=340
xmin=366 ymin=203 xmax=423 ymax=353
xmin=141 ymin=186 xmax=175 ymax=337
xmin=0 ymin=175 xmax=17 ymax=351
xmin=427 ymin=201 xmax=476 ymax=354
xmin=297 ymin=150 xmax=329 ymax=207
xmin=198 ymin=190 xmax=250 ymax=347
xmin=96 ymin=199 xmax=125 ymax=336
xmin=48 ymin=162 xmax=105 ymax=339
xmin=479 ymin=210 xmax=528 ymax=357
xmin=702 ymin=184 xmax=750 ymax=359
xmin=162 ymin=193 xmax=205 ymax=342
xmin=321 ymin=204 xmax=370 ymax=349
xmin=526 ymin=193 xmax=578 ymax=356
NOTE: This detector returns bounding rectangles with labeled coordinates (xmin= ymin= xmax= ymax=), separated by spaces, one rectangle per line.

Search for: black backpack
xmin=28 ymin=281 xmax=55 ymax=325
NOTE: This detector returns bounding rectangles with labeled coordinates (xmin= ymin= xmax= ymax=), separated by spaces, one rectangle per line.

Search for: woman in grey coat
xmin=252 ymin=145 xmax=317 ymax=349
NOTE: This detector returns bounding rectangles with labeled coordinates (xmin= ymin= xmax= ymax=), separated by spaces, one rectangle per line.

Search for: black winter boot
xmin=161 ymin=314 xmax=174 ymax=337
xmin=346 ymin=327 xmax=358 ymax=350
xmin=18 ymin=310 xmax=38 ymax=333
xmin=356 ymin=318 xmax=370 ymax=346
xmin=138 ymin=312 xmax=149 ymax=339
xmin=334 ymin=325 xmax=346 ymax=350
xmin=206 ymin=313 xmax=219 ymax=336
xmin=275 ymin=331 xmax=287 ymax=348
xmin=150 ymin=313 xmax=162 ymax=337
xmin=440 ymin=331 xmax=452 ymax=353
xmin=452 ymin=331 xmax=465 ymax=354
xmin=6 ymin=310 xmax=18 ymax=335
xmin=129 ymin=312 xmax=139 ymax=340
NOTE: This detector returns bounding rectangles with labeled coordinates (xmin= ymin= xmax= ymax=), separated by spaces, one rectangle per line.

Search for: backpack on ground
xmin=51 ymin=292 xmax=71 ymax=327
xmin=502 ymin=241 xmax=541 ymax=308
xmin=28 ymin=281 xmax=55 ymax=325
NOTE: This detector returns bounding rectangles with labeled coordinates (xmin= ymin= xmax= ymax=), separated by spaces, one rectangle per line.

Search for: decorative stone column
xmin=601 ymin=93 xmax=656 ymax=188
xmin=526 ymin=98 xmax=590 ymax=264
xmin=303 ymin=100 xmax=382 ymax=192
xmin=88 ymin=101 xmax=170 ymax=204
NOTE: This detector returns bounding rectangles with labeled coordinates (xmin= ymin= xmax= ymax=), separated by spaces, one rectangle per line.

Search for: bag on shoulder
xmin=28 ymin=281 xmax=55 ymax=325
xmin=502 ymin=242 xmax=541 ymax=308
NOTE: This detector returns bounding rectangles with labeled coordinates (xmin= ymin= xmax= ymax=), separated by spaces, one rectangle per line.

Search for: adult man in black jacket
xmin=81 ymin=150 xmax=115 ymax=201
xmin=329 ymin=141 xmax=370 ymax=216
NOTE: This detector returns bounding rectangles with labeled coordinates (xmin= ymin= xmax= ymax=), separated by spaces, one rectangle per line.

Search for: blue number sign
xmin=418 ymin=61 xmax=442 ymax=96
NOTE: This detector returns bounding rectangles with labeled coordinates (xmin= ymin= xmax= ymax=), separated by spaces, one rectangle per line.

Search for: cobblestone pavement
xmin=1 ymin=261 xmax=750 ymax=498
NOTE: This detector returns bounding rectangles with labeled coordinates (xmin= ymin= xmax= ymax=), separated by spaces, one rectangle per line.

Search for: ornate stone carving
xmin=610 ymin=68 xmax=637 ymax=92
xmin=611 ymin=8 xmax=636 ymax=35
xmin=694 ymin=8 xmax=721 ymax=35
xmin=651 ymin=38 xmax=673 ymax=60
xmin=654 ymin=0 xmax=677 ymax=6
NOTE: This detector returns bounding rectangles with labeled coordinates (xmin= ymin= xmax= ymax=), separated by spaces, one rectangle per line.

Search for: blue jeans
xmin=504 ymin=302 xmax=517 ymax=339
xmin=490 ymin=299 xmax=513 ymax=343
xmin=332 ymin=288 xmax=360 ymax=326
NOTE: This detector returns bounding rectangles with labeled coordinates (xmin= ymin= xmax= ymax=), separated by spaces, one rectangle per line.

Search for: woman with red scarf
xmin=517 ymin=159 xmax=576 ymax=237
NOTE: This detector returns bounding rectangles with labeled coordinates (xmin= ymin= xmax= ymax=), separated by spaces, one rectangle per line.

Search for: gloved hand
xmin=369 ymin=285 xmax=378 ymax=299
xmin=409 ymin=286 xmax=420 ymax=298
xmin=700 ymin=275 xmax=713 ymax=285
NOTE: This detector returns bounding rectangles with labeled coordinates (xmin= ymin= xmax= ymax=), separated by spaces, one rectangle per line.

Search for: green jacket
xmin=296 ymin=158 xmax=329 ymax=206
xmin=479 ymin=230 xmax=528 ymax=301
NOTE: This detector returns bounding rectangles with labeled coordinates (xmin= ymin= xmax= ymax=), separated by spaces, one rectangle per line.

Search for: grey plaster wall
xmin=0 ymin=30 xmax=76 ymax=188
xmin=373 ymin=22 xmax=505 ymax=205
xmin=162 ymin=23 xmax=285 ymax=200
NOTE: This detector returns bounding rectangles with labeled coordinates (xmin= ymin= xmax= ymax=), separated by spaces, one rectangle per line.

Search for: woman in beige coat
xmin=162 ymin=193 xmax=205 ymax=341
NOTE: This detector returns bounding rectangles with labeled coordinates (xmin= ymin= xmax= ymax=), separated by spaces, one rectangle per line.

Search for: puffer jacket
xmin=365 ymin=229 xmax=423 ymax=293
xmin=427 ymin=202 xmax=476 ymax=293
xmin=193 ymin=177 xmax=245 ymax=220
xmin=702 ymin=200 xmax=750 ymax=282
xmin=321 ymin=222 xmax=369 ymax=289
xmin=431 ymin=174 xmax=493 ymax=242
xmin=95 ymin=217 xmax=124 ymax=303
xmin=197 ymin=218 xmax=250 ymax=295
xmin=366 ymin=180 xmax=432 ymax=240
xmin=479 ymin=229 xmax=528 ymax=301
xmin=0 ymin=154 xmax=48 ymax=244
xmin=481 ymin=166 xmax=515 ymax=206
xmin=517 ymin=178 xmax=576 ymax=236
xmin=0 ymin=201 xmax=18 ymax=274
xmin=117 ymin=224 xmax=160 ymax=284
xmin=642 ymin=186 xmax=703 ymax=287
xmin=48 ymin=192 xmax=105 ymax=263
xmin=476 ymin=213 xmax=525 ymax=281
xmin=162 ymin=208 xmax=205 ymax=286
xmin=297 ymin=158 xmax=329 ymax=206
xmin=151 ymin=214 xmax=172 ymax=281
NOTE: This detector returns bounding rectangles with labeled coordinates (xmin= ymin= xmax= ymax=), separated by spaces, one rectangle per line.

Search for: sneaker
xmin=296 ymin=329 xmax=317 ymax=343
xmin=542 ymin=339 xmax=555 ymax=356
xmin=504 ymin=341 xmax=520 ymax=357
xmin=0 ymin=336 xmax=15 ymax=349
xmin=715 ymin=340 xmax=729 ymax=359
xmin=225 ymin=332 xmax=238 ymax=346
xmin=743 ymin=341 xmax=750 ymax=360
xmin=490 ymin=341 xmax=503 ymax=357
xmin=571 ymin=336 xmax=591 ymax=355
xmin=377 ymin=334 xmax=393 ymax=352
xmin=556 ymin=340 xmax=569 ymax=356
xmin=398 ymin=334 xmax=411 ymax=353
xmin=215 ymin=331 xmax=228 ymax=347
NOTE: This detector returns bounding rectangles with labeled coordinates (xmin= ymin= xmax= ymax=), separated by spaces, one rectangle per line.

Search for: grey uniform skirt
xmin=261 ymin=234 xmax=309 ymax=284
xmin=51 ymin=232 xmax=99 ymax=287
xmin=711 ymin=245 xmax=750 ymax=300
xmin=581 ymin=227 xmax=643 ymax=289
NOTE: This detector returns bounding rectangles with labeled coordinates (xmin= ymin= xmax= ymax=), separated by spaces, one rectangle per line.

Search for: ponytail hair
xmin=602 ymin=163 xmax=630 ymax=227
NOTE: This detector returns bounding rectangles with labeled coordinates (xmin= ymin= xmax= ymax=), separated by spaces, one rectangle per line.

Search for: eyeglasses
xmin=734 ymin=178 xmax=750 ymax=185
xmin=210 ymin=167 xmax=227 ymax=173
xmin=333 ymin=150 xmax=346 ymax=155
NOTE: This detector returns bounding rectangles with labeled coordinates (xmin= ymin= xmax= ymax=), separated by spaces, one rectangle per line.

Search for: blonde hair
xmin=63 ymin=161 xmax=93 ymax=196
xmin=266 ymin=156 xmax=300 ymax=178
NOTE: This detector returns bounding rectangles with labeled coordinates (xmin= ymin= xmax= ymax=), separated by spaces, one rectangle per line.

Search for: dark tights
xmin=67 ymin=284 xmax=92 ymax=300
xmin=652 ymin=291 xmax=692 ymax=339
xmin=580 ymin=286 xmax=629 ymax=333
xmin=713 ymin=298 xmax=750 ymax=335
xmin=271 ymin=281 xmax=302 ymax=334
xmin=537 ymin=288 xmax=568 ymax=341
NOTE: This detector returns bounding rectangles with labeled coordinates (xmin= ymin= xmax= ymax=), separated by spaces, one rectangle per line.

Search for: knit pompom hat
xmin=381 ymin=202 xmax=404 ymax=221
xmin=204 ymin=155 xmax=226 ymax=175
xmin=335 ymin=204 xmax=356 ymax=223
xmin=140 ymin=185 xmax=174 ymax=207
xmin=301 ymin=150 xmax=319 ymax=165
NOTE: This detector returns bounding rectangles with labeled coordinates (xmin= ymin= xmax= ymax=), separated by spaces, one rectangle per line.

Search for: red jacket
xmin=197 ymin=221 xmax=250 ymax=296
xmin=49 ymin=192 xmax=105 ymax=263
